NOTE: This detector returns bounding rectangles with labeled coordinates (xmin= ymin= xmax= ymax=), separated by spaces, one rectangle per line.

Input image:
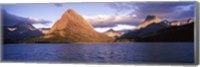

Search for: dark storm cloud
xmin=2 ymin=9 xmax=52 ymax=26
xmin=107 ymin=2 xmax=195 ymax=21
xmin=54 ymin=3 xmax=63 ymax=7
xmin=172 ymin=4 xmax=195 ymax=20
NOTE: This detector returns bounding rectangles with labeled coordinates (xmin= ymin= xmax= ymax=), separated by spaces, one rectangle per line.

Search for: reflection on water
xmin=3 ymin=42 xmax=194 ymax=64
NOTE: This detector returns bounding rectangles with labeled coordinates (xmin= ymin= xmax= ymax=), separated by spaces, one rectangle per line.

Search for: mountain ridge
xmin=134 ymin=15 xmax=161 ymax=30
xmin=4 ymin=22 xmax=44 ymax=43
xmin=117 ymin=15 xmax=194 ymax=42
xmin=30 ymin=9 xmax=114 ymax=43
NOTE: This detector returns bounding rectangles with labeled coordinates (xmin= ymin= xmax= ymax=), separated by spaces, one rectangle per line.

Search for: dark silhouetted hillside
xmin=4 ymin=22 xmax=44 ymax=43
xmin=117 ymin=15 xmax=194 ymax=42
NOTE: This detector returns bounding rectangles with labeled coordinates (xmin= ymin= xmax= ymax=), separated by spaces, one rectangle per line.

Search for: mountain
xmin=4 ymin=22 xmax=44 ymax=43
xmin=104 ymin=29 xmax=130 ymax=38
xmin=103 ymin=29 xmax=117 ymax=38
xmin=118 ymin=15 xmax=170 ymax=39
xmin=134 ymin=15 xmax=162 ymax=30
xmin=2 ymin=9 xmax=48 ymax=43
xmin=30 ymin=9 xmax=114 ymax=43
xmin=117 ymin=15 xmax=194 ymax=42
xmin=136 ymin=22 xmax=194 ymax=42
xmin=38 ymin=28 xmax=51 ymax=34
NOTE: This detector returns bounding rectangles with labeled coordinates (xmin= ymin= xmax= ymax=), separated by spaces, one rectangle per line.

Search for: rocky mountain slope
xmin=30 ymin=9 xmax=114 ymax=43
xmin=117 ymin=15 xmax=194 ymax=42
xmin=118 ymin=15 xmax=170 ymax=39
xmin=4 ymin=22 xmax=44 ymax=43
xmin=136 ymin=22 xmax=194 ymax=42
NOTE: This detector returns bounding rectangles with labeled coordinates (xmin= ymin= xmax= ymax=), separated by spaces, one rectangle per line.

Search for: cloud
xmin=27 ymin=17 xmax=52 ymax=25
xmin=94 ymin=24 xmax=136 ymax=33
xmin=83 ymin=2 xmax=195 ymax=29
xmin=106 ymin=2 xmax=195 ymax=21
xmin=83 ymin=14 xmax=142 ymax=27
xmin=2 ymin=9 xmax=52 ymax=27
xmin=54 ymin=3 xmax=63 ymax=7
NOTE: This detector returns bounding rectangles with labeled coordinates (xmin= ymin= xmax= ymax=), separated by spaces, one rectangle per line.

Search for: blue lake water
xmin=2 ymin=42 xmax=194 ymax=64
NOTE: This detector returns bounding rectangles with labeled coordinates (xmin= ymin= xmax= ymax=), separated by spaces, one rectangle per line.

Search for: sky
xmin=2 ymin=2 xmax=196 ymax=32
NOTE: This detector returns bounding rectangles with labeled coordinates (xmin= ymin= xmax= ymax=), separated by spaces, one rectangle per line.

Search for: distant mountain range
xmin=117 ymin=15 xmax=194 ymax=42
xmin=118 ymin=15 xmax=170 ymax=39
xmin=2 ymin=9 xmax=194 ymax=43
xmin=103 ymin=29 xmax=131 ymax=38
xmin=2 ymin=9 xmax=48 ymax=43
xmin=28 ymin=9 xmax=114 ymax=43
xmin=136 ymin=22 xmax=194 ymax=42
xmin=4 ymin=22 xmax=44 ymax=43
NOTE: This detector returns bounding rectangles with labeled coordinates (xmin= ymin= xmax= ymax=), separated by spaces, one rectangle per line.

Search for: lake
xmin=2 ymin=42 xmax=194 ymax=64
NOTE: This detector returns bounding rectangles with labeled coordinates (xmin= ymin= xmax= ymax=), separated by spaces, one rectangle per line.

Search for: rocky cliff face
xmin=134 ymin=15 xmax=161 ymax=30
xmin=37 ymin=9 xmax=114 ymax=43
xmin=117 ymin=15 xmax=194 ymax=42
xmin=118 ymin=15 xmax=169 ymax=39
xmin=4 ymin=22 xmax=44 ymax=43
xmin=48 ymin=9 xmax=94 ymax=34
